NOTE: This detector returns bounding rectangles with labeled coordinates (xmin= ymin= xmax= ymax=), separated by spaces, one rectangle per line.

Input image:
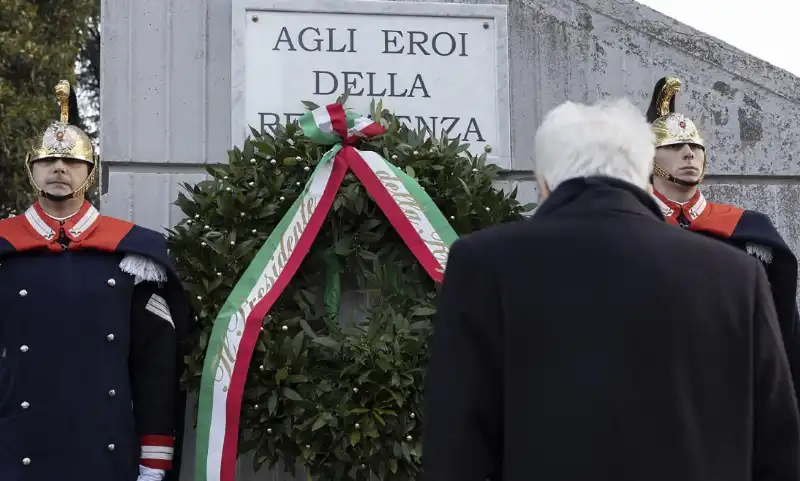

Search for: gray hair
xmin=534 ymin=98 xmax=655 ymax=191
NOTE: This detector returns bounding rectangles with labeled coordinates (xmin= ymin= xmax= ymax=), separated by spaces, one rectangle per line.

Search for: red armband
xmin=140 ymin=435 xmax=174 ymax=470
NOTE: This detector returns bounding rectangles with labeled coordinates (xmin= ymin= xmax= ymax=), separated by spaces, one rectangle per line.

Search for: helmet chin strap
xmin=39 ymin=190 xmax=79 ymax=202
xmin=652 ymin=162 xmax=703 ymax=187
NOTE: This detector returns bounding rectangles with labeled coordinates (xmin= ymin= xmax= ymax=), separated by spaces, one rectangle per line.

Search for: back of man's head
xmin=534 ymin=98 xmax=655 ymax=192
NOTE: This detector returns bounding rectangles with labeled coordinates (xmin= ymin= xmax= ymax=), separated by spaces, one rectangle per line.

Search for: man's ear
xmin=536 ymin=175 xmax=551 ymax=201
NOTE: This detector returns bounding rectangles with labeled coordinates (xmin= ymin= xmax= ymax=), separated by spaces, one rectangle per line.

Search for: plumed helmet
xmin=647 ymin=76 xmax=706 ymax=186
xmin=26 ymin=80 xmax=98 ymax=200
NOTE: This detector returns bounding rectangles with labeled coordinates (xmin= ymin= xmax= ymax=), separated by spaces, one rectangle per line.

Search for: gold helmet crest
xmin=646 ymin=76 xmax=706 ymax=185
xmin=26 ymin=80 xmax=99 ymax=200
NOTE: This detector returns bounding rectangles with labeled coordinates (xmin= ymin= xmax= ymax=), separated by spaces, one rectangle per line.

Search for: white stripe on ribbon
xmin=350 ymin=117 xmax=374 ymax=135
xmin=312 ymin=107 xmax=334 ymax=135
xmin=205 ymin=158 xmax=338 ymax=481
xmin=355 ymin=150 xmax=448 ymax=270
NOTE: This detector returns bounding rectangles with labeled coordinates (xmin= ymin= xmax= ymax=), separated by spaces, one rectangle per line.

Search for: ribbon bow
xmin=299 ymin=102 xmax=386 ymax=146
xmin=296 ymin=103 xmax=456 ymax=281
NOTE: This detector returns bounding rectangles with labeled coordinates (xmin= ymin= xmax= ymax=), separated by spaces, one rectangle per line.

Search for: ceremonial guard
xmin=646 ymin=76 xmax=800 ymax=398
xmin=0 ymin=81 xmax=190 ymax=481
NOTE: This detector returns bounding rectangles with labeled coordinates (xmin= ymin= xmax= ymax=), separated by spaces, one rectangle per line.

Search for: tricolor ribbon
xmin=195 ymin=103 xmax=458 ymax=481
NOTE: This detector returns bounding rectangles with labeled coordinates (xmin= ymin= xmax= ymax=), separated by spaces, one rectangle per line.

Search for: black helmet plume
xmin=646 ymin=77 xmax=675 ymax=123
xmin=67 ymin=85 xmax=83 ymax=128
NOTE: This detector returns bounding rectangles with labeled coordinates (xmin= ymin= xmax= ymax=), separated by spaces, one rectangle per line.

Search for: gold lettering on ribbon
xmin=210 ymin=310 xmax=244 ymax=384
xmin=209 ymin=195 xmax=320 ymax=390
xmin=217 ymin=333 xmax=239 ymax=381
xmin=374 ymin=169 xmax=450 ymax=269
xmin=427 ymin=231 xmax=450 ymax=267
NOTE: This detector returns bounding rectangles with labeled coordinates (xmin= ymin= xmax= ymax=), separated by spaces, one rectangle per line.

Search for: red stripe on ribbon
xmin=323 ymin=103 xmax=386 ymax=145
xmin=219 ymin=155 xmax=349 ymax=481
xmin=326 ymin=104 xmax=349 ymax=141
xmin=341 ymin=148 xmax=444 ymax=282
xmin=357 ymin=121 xmax=386 ymax=139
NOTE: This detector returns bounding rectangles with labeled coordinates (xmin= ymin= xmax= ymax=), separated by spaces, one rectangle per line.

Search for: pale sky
xmin=637 ymin=0 xmax=800 ymax=77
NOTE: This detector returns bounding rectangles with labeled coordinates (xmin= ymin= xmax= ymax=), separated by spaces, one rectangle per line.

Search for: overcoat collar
xmin=534 ymin=176 xmax=665 ymax=221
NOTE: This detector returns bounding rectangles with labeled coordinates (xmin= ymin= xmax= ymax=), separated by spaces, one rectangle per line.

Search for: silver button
xmin=108 ymin=389 xmax=116 ymax=397
xmin=21 ymin=401 xmax=29 ymax=409
xmin=20 ymin=345 xmax=28 ymax=353
xmin=22 ymin=457 xmax=30 ymax=465
xmin=107 ymin=278 xmax=116 ymax=287
xmin=19 ymin=289 xmax=27 ymax=297
xmin=107 ymin=334 xmax=115 ymax=342
xmin=107 ymin=444 xmax=115 ymax=451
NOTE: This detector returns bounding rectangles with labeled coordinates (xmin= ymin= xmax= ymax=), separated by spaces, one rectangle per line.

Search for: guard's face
xmin=31 ymin=157 xmax=90 ymax=197
xmin=654 ymin=143 xmax=705 ymax=184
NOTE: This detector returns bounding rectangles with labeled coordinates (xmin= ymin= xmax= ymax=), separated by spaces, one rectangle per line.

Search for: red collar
xmin=23 ymin=200 xmax=101 ymax=243
xmin=651 ymin=190 xmax=708 ymax=222
xmin=652 ymin=189 xmax=744 ymax=238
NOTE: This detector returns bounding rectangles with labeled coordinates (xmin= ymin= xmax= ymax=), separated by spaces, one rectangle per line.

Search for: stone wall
xmin=99 ymin=0 xmax=800 ymax=478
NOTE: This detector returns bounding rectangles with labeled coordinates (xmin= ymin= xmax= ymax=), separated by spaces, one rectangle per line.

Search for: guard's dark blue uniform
xmin=654 ymin=189 xmax=800 ymax=404
xmin=0 ymin=201 xmax=190 ymax=481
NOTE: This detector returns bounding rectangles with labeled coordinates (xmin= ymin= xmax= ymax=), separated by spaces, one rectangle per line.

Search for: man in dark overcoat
xmin=0 ymin=81 xmax=191 ymax=481
xmin=420 ymin=99 xmax=800 ymax=481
